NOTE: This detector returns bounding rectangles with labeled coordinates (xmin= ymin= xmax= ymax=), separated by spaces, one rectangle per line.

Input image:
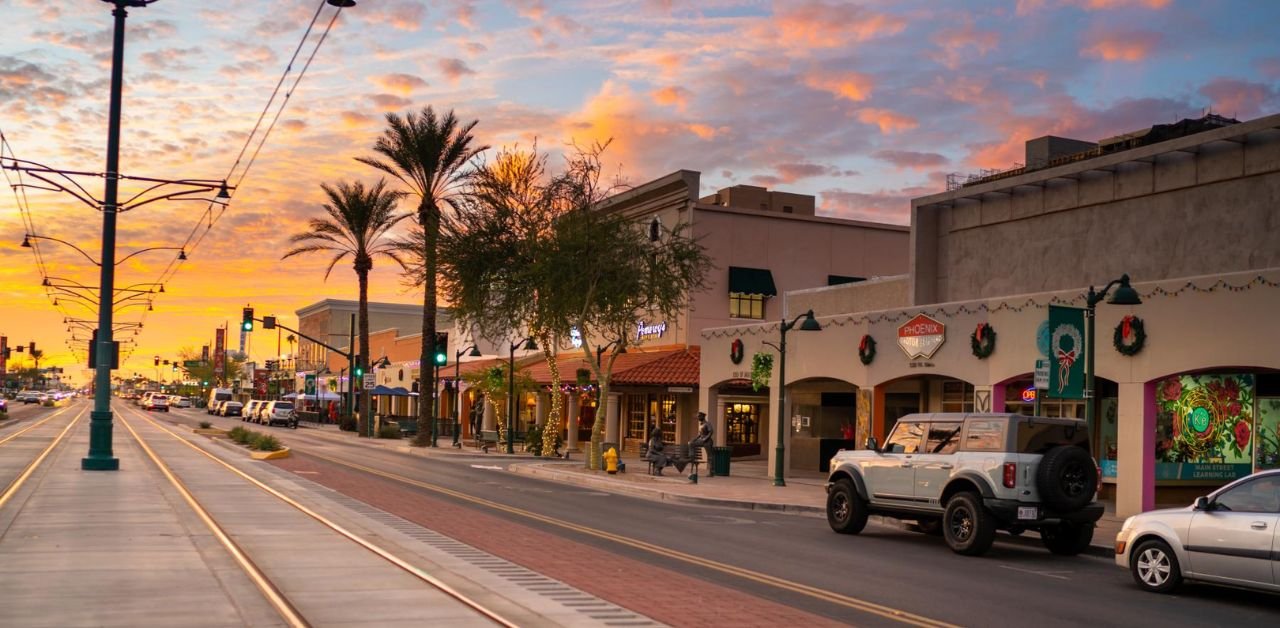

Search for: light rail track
xmin=115 ymin=403 xmax=518 ymax=628
xmin=0 ymin=404 xmax=84 ymax=511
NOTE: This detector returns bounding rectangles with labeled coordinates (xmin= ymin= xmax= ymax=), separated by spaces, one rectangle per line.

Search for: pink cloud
xmin=768 ymin=1 xmax=907 ymax=48
xmin=873 ymin=150 xmax=949 ymax=170
xmin=803 ymin=71 xmax=875 ymax=102
xmin=651 ymin=86 xmax=691 ymax=111
xmin=856 ymin=108 xmax=918 ymax=134
xmin=1255 ymin=56 xmax=1280 ymax=80
xmin=437 ymin=58 xmax=476 ymax=83
xmin=1198 ymin=78 xmax=1278 ymax=120
xmin=367 ymin=93 xmax=414 ymax=112
xmin=360 ymin=1 xmax=427 ymax=32
xmin=1081 ymin=29 xmax=1163 ymax=61
xmin=930 ymin=23 xmax=1000 ymax=69
xmin=370 ymin=73 xmax=428 ymax=96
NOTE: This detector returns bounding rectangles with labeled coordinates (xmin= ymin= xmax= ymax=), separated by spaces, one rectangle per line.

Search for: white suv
xmin=262 ymin=401 xmax=297 ymax=428
xmin=826 ymin=413 xmax=1102 ymax=556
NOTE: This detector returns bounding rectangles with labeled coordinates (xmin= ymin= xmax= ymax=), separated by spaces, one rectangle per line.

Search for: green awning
xmin=728 ymin=266 xmax=776 ymax=297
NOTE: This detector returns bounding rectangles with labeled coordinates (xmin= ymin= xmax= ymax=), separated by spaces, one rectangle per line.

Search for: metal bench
xmin=478 ymin=429 xmax=525 ymax=453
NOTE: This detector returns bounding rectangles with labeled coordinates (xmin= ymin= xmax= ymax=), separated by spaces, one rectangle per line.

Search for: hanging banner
xmin=1047 ymin=306 xmax=1085 ymax=399
xmin=213 ymin=328 xmax=226 ymax=383
xmin=0 ymin=336 xmax=7 ymax=381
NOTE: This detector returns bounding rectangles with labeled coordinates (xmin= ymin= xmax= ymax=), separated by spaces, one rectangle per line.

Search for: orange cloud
xmin=1019 ymin=0 xmax=1170 ymax=13
xmin=1081 ymin=29 xmax=1162 ymax=61
xmin=803 ymin=71 xmax=875 ymax=102
xmin=370 ymin=72 xmax=428 ymax=96
xmin=651 ymin=86 xmax=691 ymax=111
xmin=856 ymin=108 xmax=918 ymax=134
xmin=773 ymin=1 xmax=906 ymax=47
xmin=931 ymin=23 xmax=999 ymax=69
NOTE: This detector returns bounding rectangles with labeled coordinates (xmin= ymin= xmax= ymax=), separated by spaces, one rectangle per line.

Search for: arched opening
xmin=787 ymin=377 xmax=859 ymax=472
xmin=871 ymin=373 xmax=977 ymax=441
xmin=709 ymin=377 xmax=767 ymax=458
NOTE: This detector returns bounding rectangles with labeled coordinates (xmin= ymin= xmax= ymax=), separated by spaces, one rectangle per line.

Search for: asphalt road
xmin=166 ymin=407 xmax=1280 ymax=627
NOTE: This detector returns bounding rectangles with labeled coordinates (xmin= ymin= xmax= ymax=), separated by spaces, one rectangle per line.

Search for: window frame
xmin=924 ymin=421 xmax=964 ymax=455
xmin=961 ymin=418 xmax=1007 ymax=452
xmin=729 ymin=292 xmax=766 ymax=320
xmin=1213 ymin=476 xmax=1280 ymax=513
xmin=884 ymin=421 xmax=925 ymax=454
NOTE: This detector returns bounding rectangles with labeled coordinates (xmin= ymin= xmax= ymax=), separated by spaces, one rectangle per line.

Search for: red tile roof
xmin=518 ymin=345 xmax=699 ymax=387
xmin=612 ymin=346 xmax=700 ymax=386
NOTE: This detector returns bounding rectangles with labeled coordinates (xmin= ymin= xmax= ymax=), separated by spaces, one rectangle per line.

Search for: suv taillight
xmin=1003 ymin=462 xmax=1017 ymax=488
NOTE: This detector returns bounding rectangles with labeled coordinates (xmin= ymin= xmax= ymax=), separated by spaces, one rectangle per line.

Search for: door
xmin=865 ymin=420 xmax=924 ymax=502
xmin=1187 ymin=475 xmax=1280 ymax=588
xmin=913 ymin=421 xmax=964 ymax=505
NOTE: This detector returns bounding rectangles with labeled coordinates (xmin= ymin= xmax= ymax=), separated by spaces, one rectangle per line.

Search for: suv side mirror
xmin=865 ymin=436 xmax=879 ymax=453
xmin=1193 ymin=496 xmax=1211 ymax=511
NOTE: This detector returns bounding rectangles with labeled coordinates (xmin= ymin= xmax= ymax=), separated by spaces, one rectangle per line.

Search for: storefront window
xmin=1259 ymin=398 xmax=1280 ymax=470
xmin=1155 ymin=373 xmax=1255 ymax=482
xmin=625 ymin=393 xmax=676 ymax=442
xmin=726 ymin=403 xmax=760 ymax=445
xmin=941 ymin=381 xmax=974 ymax=413
xmin=729 ymin=293 xmax=765 ymax=319
xmin=625 ymin=394 xmax=646 ymax=439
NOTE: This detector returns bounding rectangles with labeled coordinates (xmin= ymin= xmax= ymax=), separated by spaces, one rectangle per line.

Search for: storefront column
xmin=991 ymin=383 xmax=1006 ymax=413
xmin=767 ymin=386 xmax=793 ymax=480
xmin=566 ymin=395 xmax=580 ymax=451
xmin=1116 ymin=381 xmax=1157 ymax=517
xmin=482 ymin=399 xmax=495 ymax=431
xmin=535 ymin=394 xmax=547 ymax=426
xmin=973 ymin=385 xmax=994 ymax=413
xmin=703 ymin=387 xmax=725 ymax=447
xmin=605 ymin=392 xmax=621 ymax=444
xmin=872 ymin=385 xmax=887 ymax=441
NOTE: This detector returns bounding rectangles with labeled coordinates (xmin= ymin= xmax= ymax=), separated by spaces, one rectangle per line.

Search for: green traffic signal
xmin=434 ymin=350 xmax=447 ymax=366
xmin=354 ymin=367 xmax=363 ymax=377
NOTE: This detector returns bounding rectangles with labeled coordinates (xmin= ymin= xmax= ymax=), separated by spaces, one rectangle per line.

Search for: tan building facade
xmin=700 ymin=112 xmax=1280 ymax=517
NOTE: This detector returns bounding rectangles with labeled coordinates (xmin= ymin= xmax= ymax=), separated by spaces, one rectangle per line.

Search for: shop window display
xmin=1257 ymin=398 xmax=1280 ymax=470
xmin=726 ymin=402 xmax=760 ymax=445
xmin=1154 ymin=373 xmax=1255 ymax=482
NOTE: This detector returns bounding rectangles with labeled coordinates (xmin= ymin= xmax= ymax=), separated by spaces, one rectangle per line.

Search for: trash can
xmin=712 ymin=446 xmax=732 ymax=476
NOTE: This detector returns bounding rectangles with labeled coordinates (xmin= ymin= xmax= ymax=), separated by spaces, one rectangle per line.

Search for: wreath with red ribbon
xmin=858 ymin=334 xmax=876 ymax=365
xmin=970 ymin=322 xmax=996 ymax=359
xmin=730 ymin=338 xmax=745 ymax=364
xmin=1113 ymin=315 xmax=1146 ymax=356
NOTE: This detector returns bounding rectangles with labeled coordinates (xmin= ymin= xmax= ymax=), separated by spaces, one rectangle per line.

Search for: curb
xmin=511 ymin=463 xmax=825 ymax=517
xmin=251 ymin=446 xmax=291 ymax=460
xmin=193 ymin=428 xmax=226 ymax=436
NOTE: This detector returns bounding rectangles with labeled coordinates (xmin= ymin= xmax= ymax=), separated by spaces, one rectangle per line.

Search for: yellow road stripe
xmin=0 ymin=403 xmax=79 ymax=447
xmin=116 ymin=407 xmax=311 ymax=628
xmin=302 ymin=449 xmax=959 ymax=628
xmin=118 ymin=405 xmax=515 ymax=628
xmin=0 ymin=406 xmax=84 ymax=511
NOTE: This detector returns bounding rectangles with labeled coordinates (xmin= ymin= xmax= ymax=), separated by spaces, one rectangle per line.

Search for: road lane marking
xmin=998 ymin=565 xmax=1072 ymax=580
xmin=300 ymin=449 xmax=958 ymax=628
xmin=470 ymin=464 xmax=504 ymax=470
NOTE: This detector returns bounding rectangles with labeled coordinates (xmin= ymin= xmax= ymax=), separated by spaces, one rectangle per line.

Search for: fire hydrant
xmin=604 ymin=447 xmax=619 ymax=474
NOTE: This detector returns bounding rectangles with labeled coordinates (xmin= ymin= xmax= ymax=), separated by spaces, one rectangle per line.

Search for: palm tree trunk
xmin=359 ymin=269 xmax=372 ymax=437
xmin=415 ymin=203 xmax=440 ymax=445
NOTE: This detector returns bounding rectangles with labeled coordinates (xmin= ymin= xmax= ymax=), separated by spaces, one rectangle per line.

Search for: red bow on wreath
xmin=1122 ymin=315 xmax=1133 ymax=340
xmin=859 ymin=335 xmax=868 ymax=352
xmin=976 ymin=323 xmax=986 ymax=342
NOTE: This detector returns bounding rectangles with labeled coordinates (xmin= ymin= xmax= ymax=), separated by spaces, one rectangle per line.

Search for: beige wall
xmin=911 ymin=115 xmax=1280 ymax=305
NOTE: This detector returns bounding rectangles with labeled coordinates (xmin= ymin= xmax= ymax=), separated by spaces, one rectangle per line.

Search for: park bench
xmin=478 ymin=429 xmax=525 ymax=453
xmin=638 ymin=442 xmax=703 ymax=477
xmin=396 ymin=419 xmax=419 ymax=438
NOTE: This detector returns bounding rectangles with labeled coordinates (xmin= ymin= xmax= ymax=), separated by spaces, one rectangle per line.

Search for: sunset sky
xmin=2 ymin=0 xmax=1278 ymax=382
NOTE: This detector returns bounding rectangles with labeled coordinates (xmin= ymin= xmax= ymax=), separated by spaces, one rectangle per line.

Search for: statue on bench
xmin=689 ymin=411 xmax=713 ymax=462
xmin=645 ymin=425 xmax=687 ymax=475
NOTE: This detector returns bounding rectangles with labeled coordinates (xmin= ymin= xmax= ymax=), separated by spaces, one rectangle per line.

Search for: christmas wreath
xmin=1113 ymin=315 xmax=1146 ymax=356
xmin=970 ymin=323 xmax=996 ymax=359
xmin=858 ymin=334 xmax=876 ymax=365
xmin=751 ymin=352 xmax=773 ymax=391
xmin=730 ymin=338 xmax=745 ymax=365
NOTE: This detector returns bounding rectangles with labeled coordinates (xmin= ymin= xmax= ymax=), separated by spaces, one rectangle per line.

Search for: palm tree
xmin=357 ymin=106 xmax=487 ymax=445
xmin=282 ymin=179 xmax=407 ymax=436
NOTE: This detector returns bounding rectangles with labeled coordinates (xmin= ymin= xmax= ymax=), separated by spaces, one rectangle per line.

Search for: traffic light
xmin=242 ymin=307 xmax=254 ymax=331
xmin=263 ymin=315 xmax=276 ymax=330
xmin=434 ymin=332 xmax=448 ymax=366
xmin=154 ymin=357 xmax=160 ymax=366
xmin=29 ymin=342 xmax=35 ymax=354
xmin=354 ymin=366 xmax=364 ymax=378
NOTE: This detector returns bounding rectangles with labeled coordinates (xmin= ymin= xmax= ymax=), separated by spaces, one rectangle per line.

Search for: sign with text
xmin=213 ymin=328 xmax=226 ymax=383
xmin=636 ymin=319 xmax=668 ymax=342
xmin=1034 ymin=359 xmax=1049 ymax=390
xmin=897 ymin=314 xmax=946 ymax=359
xmin=363 ymin=372 xmax=376 ymax=390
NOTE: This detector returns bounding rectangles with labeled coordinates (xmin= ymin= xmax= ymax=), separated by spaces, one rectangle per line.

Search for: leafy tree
xmin=462 ymin=364 xmax=536 ymax=445
xmin=358 ymin=106 xmax=488 ymax=445
xmin=282 ymin=180 xmax=408 ymax=436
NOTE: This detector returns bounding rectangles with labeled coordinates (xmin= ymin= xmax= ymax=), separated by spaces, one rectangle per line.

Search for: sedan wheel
xmin=1131 ymin=539 xmax=1182 ymax=593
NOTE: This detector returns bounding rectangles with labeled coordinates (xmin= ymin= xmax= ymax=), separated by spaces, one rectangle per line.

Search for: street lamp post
xmin=1083 ymin=274 xmax=1142 ymax=434
xmin=507 ymin=336 xmax=537 ymax=454
xmin=453 ymin=344 xmax=481 ymax=448
xmin=761 ymin=309 xmax=821 ymax=487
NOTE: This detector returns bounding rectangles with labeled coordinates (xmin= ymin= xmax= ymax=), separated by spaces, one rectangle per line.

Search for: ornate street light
xmin=761 ymin=309 xmax=821 ymax=487
xmin=452 ymin=343 xmax=482 ymax=448
xmin=1084 ymin=274 xmax=1142 ymax=435
xmin=507 ymin=336 xmax=538 ymax=454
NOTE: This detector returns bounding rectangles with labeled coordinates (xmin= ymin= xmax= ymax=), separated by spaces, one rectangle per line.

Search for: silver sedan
xmin=1115 ymin=469 xmax=1280 ymax=593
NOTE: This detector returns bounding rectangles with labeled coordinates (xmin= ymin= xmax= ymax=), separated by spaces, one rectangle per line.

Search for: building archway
xmin=870 ymin=373 xmax=977 ymax=442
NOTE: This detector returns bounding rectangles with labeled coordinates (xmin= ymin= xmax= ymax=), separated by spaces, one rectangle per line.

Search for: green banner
xmin=304 ymin=374 xmax=316 ymax=396
xmin=1047 ymin=306 xmax=1085 ymax=399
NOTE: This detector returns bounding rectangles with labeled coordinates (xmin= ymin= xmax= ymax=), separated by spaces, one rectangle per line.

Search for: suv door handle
xmin=938 ymin=464 xmax=954 ymax=470
xmin=1251 ymin=521 xmax=1268 ymax=530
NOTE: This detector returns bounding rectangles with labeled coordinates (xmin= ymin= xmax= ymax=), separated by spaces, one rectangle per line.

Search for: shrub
xmin=252 ymin=434 xmax=282 ymax=452
xmin=228 ymin=426 xmax=251 ymax=444
xmin=198 ymin=421 xmax=212 ymax=429
xmin=378 ymin=423 xmax=402 ymax=439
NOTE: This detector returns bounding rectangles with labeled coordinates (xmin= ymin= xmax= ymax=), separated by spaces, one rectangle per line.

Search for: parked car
xmin=19 ymin=391 xmax=38 ymax=404
xmin=209 ymin=400 xmax=226 ymax=416
xmin=263 ymin=401 xmax=297 ymax=428
xmin=243 ymin=400 xmax=265 ymax=423
xmin=218 ymin=401 xmax=243 ymax=417
xmin=142 ymin=394 xmax=169 ymax=412
xmin=826 ymin=412 xmax=1103 ymax=556
xmin=1115 ymin=469 xmax=1280 ymax=594
xmin=171 ymin=396 xmax=191 ymax=408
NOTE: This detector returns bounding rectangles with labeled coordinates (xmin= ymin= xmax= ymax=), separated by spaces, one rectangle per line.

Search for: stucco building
xmin=700 ymin=112 xmax=1280 ymax=517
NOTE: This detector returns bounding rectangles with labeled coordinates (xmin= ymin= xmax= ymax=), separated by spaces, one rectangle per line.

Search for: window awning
xmin=728 ymin=266 xmax=777 ymax=297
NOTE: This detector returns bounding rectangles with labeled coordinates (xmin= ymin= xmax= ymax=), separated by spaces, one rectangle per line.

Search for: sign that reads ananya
xmin=897 ymin=314 xmax=946 ymax=359
xmin=636 ymin=319 xmax=668 ymax=342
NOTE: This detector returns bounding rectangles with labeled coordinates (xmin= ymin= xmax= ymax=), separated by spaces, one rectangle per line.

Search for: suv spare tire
xmin=1036 ymin=445 xmax=1097 ymax=511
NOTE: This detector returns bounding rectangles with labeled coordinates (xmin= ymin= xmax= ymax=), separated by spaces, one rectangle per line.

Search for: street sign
xmin=183 ymin=360 xmax=203 ymax=368
xmin=363 ymin=373 xmax=376 ymax=390
xmin=1034 ymin=359 xmax=1049 ymax=390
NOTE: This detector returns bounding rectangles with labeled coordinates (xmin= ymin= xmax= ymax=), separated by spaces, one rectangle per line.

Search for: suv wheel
xmin=1130 ymin=539 xmax=1182 ymax=593
xmin=1040 ymin=522 xmax=1094 ymax=555
xmin=826 ymin=479 xmax=869 ymax=534
xmin=1036 ymin=445 xmax=1098 ymax=511
xmin=943 ymin=492 xmax=996 ymax=556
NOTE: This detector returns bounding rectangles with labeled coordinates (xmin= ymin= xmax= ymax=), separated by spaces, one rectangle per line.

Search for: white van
xmin=206 ymin=388 xmax=233 ymax=414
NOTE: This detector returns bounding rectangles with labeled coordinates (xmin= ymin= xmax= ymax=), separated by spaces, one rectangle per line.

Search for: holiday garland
xmin=970 ymin=322 xmax=996 ymax=359
xmin=730 ymin=338 xmax=745 ymax=364
xmin=1113 ymin=315 xmax=1146 ymax=356
xmin=751 ymin=352 xmax=773 ymax=391
xmin=858 ymin=334 xmax=876 ymax=365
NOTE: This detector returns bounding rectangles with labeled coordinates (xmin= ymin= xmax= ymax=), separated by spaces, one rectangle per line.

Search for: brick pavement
xmin=271 ymin=454 xmax=850 ymax=628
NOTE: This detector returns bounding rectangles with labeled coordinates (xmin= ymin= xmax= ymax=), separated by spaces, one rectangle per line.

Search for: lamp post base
xmin=82 ymin=410 xmax=119 ymax=471
xmin=773 ymin=445 xmax=786 ymax=487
